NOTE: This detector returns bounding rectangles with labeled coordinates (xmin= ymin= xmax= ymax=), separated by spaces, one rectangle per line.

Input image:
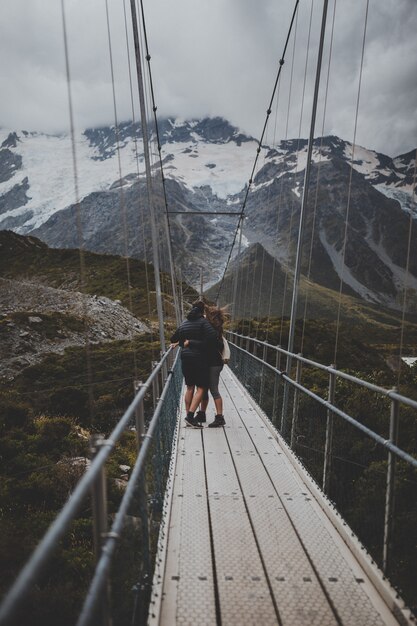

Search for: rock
xmin=28 ymin=316 xmax=42 ymax=324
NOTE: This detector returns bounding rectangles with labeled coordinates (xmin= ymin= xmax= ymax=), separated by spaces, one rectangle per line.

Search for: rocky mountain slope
xmin=0 ymin=231 xmax=184 ymax=380
xmin=1 ymin=277 xmax=149 ymax=380
xmin=206 ymin=241 xmax=417 ymax=326
xmin=0 ymin=117 xmax=416 ymax=306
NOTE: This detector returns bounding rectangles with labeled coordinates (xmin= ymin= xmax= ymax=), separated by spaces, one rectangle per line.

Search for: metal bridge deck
xmin=149 ymin=368 xmax=409 ymax=625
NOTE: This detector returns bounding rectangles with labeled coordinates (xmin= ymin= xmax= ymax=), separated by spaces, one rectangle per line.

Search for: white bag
xmin=222 ymin=336 xmax=231 ymax=363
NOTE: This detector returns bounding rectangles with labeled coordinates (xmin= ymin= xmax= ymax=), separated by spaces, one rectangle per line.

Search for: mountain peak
xmin=1 ymin=132 xmax=20 ymax=149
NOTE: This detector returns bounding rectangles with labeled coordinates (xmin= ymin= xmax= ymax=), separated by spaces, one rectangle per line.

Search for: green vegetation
xmin=0 ymin=331 xmax=162 ymax=625
xmin=1 ymin=310 xmax=86 ymax=339
xmin=2 ymin=229 xmax=416 ymax=619
xmin=0 ymin=230 xmax=194 ymax=320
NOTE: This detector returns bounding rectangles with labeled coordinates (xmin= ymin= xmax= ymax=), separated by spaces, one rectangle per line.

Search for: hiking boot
xmin=185 ymin=415 xmax=203 ymax=428
xmin=208 ymin=414 xmax=225 ymax=428
xmin=195 ymin=410 xmax=206 ymax=424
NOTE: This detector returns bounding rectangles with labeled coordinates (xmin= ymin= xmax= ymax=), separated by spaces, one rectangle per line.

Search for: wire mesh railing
xmin=0 ymin=348 xmax=183 ymax=626
xmin=227 ymin=331 xmax=417 ymax=614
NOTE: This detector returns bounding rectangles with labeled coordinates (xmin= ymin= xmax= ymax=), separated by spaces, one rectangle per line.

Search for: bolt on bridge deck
xmin=149 ymin=368 xmax=412 ymax=625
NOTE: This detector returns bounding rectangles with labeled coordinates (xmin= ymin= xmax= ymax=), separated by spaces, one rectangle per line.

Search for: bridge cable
xmin=122 ymin=0 xmax=155 ymax=360
xmin=278 ymin=7 xmax=300 ymax=350
xmin=104 ymin=0 xmax=139 ymax=381
xmin=255 ymin=114 xmax=279 ymax=335
xmin=215 ymin=0 xmax=300 ymax=305
xmin=281 ymin=1 xmax=314 ymax=346
xmin=300 ymin=0 xmax=337 ymax=355
xmin=291 ymin=0 xmax=315 ymax=353
xmin=265 ymin=78 xmax=285 ymax=344
xmin=60 ymin=0 xmax=95 ymax=422
xmin=129 ymin=0 xmax=167 ymax=352
xmin=333 ymin=0 xmax=369 ymax=365
xmin=397 ymin=152 xmax=417 ymax=388
xmin=137 ymin=0 xmax=181 ymax=324
xmin=281 ymin=0 xmax=331 ymax=428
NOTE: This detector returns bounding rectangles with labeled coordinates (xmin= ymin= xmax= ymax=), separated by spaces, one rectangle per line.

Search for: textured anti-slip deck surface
xmin=153 ymin=368 xmax=404 ymax=626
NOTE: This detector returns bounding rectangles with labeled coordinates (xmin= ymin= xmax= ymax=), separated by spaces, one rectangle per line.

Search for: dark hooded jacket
xmin=170 ymin=307 xmax=218 ymax=360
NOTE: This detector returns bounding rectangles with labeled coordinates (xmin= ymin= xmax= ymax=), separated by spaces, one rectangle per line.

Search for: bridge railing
xmin=0 ymin=347 xmax=183 ymax=626
xmin=226 ymin=331 xmax=417 ymax=612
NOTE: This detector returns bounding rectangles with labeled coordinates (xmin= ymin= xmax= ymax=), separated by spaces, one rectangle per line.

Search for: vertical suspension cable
xmin=242 ymin=230 xmax=252 ymax=330
xmin=129 ymin=0 xmax=166 ymax=352
xmin=138 ymin=0 xmax=181 ymax=324
xmin=285 ymin=0 xmax=329 ymax=359
xmin=300 ymin=0 xmax=337 ymax=354
xmin=287 ymin=0 xmax=315 ymax=348
xmin=122 ymin=0 xmax=154 ymax=353
xmin=231 ymin=218 xmax=244 ymax=321
xmin=254 ymin=116 xmax=275 ymax=336
xmin=397 ymin=152 xmax=417 ymax=388
xmin=248 ymin=241 xmax=260 ymax=335
xmin=265 ymin=82 xmax=283 ymax=344
xmin=333 ymin=0 xmax=369 ymax=365
xmin=60 ymin=0 xmax=95 ymax=420
xmin=104 ymin=0 xmax=138 ymax=380
xmin=215 ymin=0 xmax=300 ymax=311
xmin=136 ymin=9 xmax=167 ymax=320
xmin=278 ymin=9 xmax=299 ymax=347
xmin=281 ymin=0 xmax=330 ymax=428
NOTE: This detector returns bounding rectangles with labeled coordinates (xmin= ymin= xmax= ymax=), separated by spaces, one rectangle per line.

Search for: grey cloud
xmin=0 ymin=0 xmax=415 ymax=157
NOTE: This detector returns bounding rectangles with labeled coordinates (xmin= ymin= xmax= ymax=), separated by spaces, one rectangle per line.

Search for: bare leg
xmin=200 ymin=395 xmax=209 ymax=413
xmin=190 ymin=387 xmax=207 ymax=413
xmin=214 ymin=396 xmax=223 ymax=415
xmin=184 ymin=385 xmax=195 ymax=412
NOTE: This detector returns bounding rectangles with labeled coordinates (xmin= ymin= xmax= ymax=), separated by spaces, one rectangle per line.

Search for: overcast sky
xmin=1 ymin=0 xmax=416 ymax=157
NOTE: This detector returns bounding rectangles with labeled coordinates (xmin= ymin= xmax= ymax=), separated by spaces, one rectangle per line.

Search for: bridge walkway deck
xmin=149 ymin=367 xmax=408 ymax=625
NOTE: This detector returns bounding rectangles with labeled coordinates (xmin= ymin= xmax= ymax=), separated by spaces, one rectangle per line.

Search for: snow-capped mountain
xmin=0 ymin=117 xmax=416 ymax=309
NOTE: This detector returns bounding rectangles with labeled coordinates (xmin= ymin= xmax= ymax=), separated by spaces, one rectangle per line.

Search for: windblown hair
xmin=205 ymin=305 xmax=228 ymax=336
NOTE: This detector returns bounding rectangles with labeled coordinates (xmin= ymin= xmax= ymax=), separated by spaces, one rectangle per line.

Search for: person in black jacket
xmin=195 ymin=305 xmax=227 ymax=428
xmin=170 ymin=300 xmax=218 ymax=428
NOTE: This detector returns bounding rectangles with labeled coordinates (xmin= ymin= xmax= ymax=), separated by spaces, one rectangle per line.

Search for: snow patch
xmin=343 ymin=143 xmax=380 ymax=176
xmin=374 ymin=184 xmax=416 ymax=217
xmin=319 ymin=230 xmax=389 ymax=304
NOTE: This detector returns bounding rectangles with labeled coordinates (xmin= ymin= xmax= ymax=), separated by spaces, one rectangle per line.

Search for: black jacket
xmin=171 ymin=307 xmax=219 ymax=361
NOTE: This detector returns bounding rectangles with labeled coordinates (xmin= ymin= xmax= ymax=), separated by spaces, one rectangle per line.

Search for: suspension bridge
xmin=1 ymin=0 xmax=417 ymax=625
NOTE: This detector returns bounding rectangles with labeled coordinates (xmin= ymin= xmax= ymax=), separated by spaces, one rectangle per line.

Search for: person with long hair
xmin=170 ymin=300 xmax=218 ymax=428
xmin=194 ymin=305 xmax=227 ymax=428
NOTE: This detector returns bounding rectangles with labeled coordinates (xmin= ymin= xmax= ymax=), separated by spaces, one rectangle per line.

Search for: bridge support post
xmin=290 ymin=356 xmax=303 ymax=449
xmin=259 ymin=344 xmax=268 ymax=407
xmin=280 ymin=374 xmax=291 ymax=439
xmin=272 ymin=346 xmax=282 ymax=427
xmin=90 ymin=435 xmax=111 ymax=626
xmin=161 ymin=354 xmax=168 ymax=385
xmin=383 ymin=391 xmax=399 ymax=574
xmin=133 ymin=384 xmax=152 ymax=624
xmin=323 ymin=366 xmax=336 ymax=495
xmin=152 ymin=362 xmax=160 ymax=410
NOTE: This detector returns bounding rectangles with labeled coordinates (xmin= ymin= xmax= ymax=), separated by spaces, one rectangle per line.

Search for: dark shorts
xmin=181 ymin=358 xmax=209 ymax=388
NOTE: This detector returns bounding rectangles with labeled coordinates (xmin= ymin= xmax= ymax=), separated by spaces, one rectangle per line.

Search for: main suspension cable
xmin=215 ymin=0 xmax=300 ymax=305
